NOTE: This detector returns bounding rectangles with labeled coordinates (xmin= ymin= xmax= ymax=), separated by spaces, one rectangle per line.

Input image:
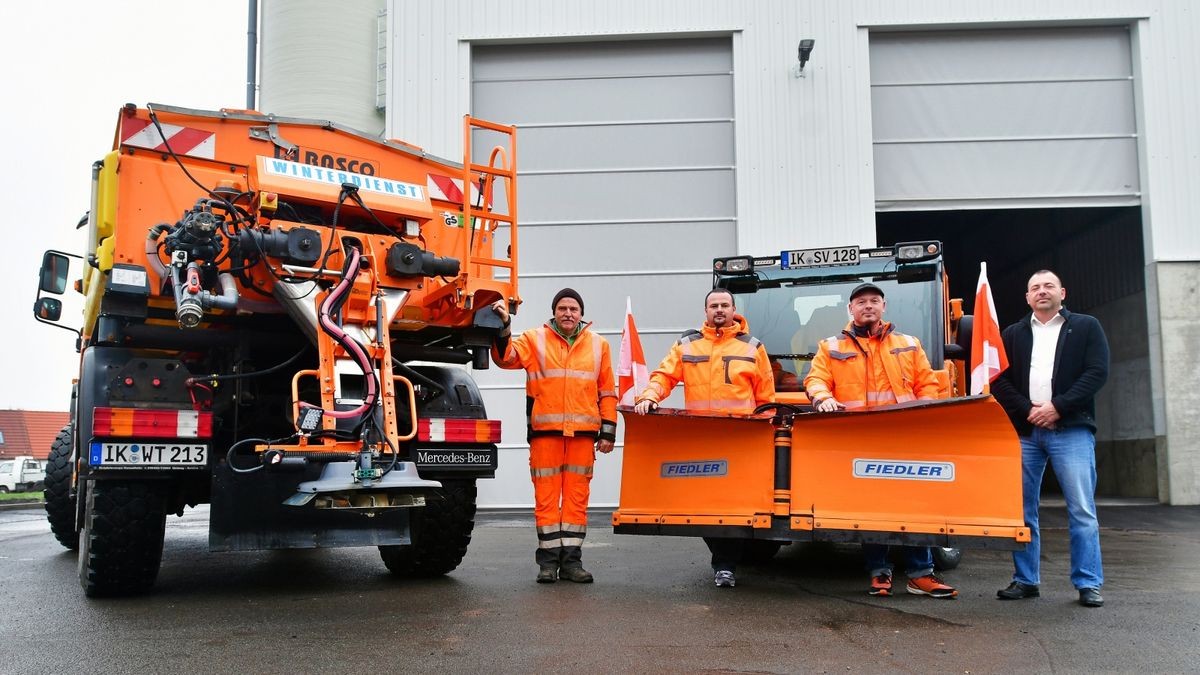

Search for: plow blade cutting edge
xmin=613 ymin=395 xmax=1030 ymax=550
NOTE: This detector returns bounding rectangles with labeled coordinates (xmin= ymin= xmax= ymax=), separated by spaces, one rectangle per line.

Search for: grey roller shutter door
xmin=871 ymin=27 xmax=1139 ymax=211
xmin=470 ymin=38 xmax=736 ymax=508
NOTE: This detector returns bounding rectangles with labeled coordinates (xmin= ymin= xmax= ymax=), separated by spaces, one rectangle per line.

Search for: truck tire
xmin=742 ymin=539 xmax=785 ymax=564
xmin=932 ymin=546 xmax=963 ymax=571
xmin=380 ymin=479 xmax=477 ymax=577
xmin=78 ymin=480 xmax=167 ymax=596
xmin=44 ymin=425 xmax=79 ymax=550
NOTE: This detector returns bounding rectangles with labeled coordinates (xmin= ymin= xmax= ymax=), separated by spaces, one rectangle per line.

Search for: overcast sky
xmin=0 ymin=0 xmax=247 ymax=410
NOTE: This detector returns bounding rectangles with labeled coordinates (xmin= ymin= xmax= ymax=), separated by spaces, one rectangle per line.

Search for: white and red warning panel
xmin=120 ymin=118 xmax=216 ymax=159
xmin=426 ymin=174 xmax=481 ymax=204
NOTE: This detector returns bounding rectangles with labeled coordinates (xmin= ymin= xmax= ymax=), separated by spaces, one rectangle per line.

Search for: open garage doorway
xmin=877 ymin=207 xmax=1157 ymax=499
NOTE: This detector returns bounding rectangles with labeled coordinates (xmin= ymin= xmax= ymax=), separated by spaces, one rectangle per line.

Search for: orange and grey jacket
xmin=493 ymin=320 xmax=618 ymax=441
xmin=803 ymin=321 xmax=940 ymax=409
xmin=638 ymin=314 xmax=775 ymax=414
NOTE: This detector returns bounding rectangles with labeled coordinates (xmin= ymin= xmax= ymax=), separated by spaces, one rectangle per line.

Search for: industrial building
xmin=257 ymin=0 xmax=1200 ymax=506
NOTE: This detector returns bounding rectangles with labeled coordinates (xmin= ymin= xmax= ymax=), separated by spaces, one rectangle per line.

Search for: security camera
xmin=798 ymin=39 xmax=815 ymax=68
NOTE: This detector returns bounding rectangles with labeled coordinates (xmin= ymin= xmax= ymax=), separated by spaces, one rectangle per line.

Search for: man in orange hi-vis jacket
xmin=632 ymin=288 xmax=774 ymax=588
xmin=803 ymin=281 xmax=958 ymax=600
xmin=632 ymin=289 xmax=775 ymax=415
xmin=491 ymin=288 xmax=617 ymax=584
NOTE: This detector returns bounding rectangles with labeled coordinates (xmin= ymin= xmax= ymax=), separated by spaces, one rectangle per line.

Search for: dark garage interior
xmin=877 ymin=206 xmax=1156 ymax=498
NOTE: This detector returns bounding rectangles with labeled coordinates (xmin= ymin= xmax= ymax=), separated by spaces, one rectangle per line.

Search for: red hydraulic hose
xmin=309 ymin=247 xmax=378 ymax=420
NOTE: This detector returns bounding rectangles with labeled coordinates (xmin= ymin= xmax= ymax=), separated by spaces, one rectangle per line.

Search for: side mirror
xmin=34 ymin=297 xmax=63 ymax=321
xmin=39 ymin=251 xmax=70 ymax=295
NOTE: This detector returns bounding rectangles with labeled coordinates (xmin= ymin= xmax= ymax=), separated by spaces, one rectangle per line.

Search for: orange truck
xmin=33 ymin=103 xmax=519 ymax=596
xmin=614 ymin=242 xmax=1029 ymax=565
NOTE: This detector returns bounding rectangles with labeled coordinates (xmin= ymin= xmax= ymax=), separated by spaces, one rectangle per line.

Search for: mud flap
xmin=209 ymin=463 xmax=413 ymax=552
xmin=613 ymin=396 xmax=1029 ymax=550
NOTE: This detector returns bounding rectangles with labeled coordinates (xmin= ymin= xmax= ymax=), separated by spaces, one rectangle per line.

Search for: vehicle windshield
xmin=732 ymin=276 xmax=943 ymax=385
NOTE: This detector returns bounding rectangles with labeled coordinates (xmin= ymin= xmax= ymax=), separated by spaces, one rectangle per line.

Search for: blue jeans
xmin=1012 ymin=426 xmax=1104 ymax=589
xmin=863 ymin=544 xmax=933 ymax=579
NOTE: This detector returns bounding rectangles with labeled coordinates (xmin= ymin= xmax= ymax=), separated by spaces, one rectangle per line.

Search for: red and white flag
xmin=617 ymin=297 xmax=649 ymax=406
xmin=970 ymin=262 xmax=1009 ymax=395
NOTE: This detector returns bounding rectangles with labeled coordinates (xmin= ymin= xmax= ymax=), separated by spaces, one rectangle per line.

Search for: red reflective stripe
xmin=151 ymin=126 xmax=211 ymax=155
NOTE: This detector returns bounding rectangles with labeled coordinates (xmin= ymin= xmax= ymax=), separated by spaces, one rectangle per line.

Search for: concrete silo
xmin=258 ymin=0 xmax=386 ymax=135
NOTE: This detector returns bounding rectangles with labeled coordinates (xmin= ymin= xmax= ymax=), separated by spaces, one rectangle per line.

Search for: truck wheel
xmin=932 ymin=547 xmax=963 ymax=571
xmin=44 ymin=425 xmax=79 ymax=550
xmin=78 ymin=480 xmax=167 ymax=596
xmin=0 ymin=486 xmax=7 ymax=494
xmin=742 ymin=540 xmax=785 ymax=564
xmin=380 ymin=479 xmax=477 ymax=577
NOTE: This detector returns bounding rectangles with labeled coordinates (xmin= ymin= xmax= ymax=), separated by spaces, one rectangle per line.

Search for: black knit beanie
xmin=551 ymin=287 xmax=584 ymax=315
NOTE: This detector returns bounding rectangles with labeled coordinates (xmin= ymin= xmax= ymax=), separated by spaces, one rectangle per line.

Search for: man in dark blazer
xmin=991 ymin=270 xmax=1110 ymax=608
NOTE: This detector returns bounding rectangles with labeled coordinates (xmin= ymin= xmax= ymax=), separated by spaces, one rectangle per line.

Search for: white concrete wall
xmin=1150 ymin=262 xmax=1200 ymax=504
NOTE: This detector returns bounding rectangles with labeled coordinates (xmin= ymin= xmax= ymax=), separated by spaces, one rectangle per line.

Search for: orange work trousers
xmin=530 ymin=434 xmax=595 ymax=568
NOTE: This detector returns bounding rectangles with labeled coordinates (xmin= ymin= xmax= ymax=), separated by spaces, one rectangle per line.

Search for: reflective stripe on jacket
xmin=493 ymin=320 xmax=618 ymax=437
xmin=803 ymin=321 xmax=940 ymax=409
xmin=639 ymin=314 xmax=775 ymax=414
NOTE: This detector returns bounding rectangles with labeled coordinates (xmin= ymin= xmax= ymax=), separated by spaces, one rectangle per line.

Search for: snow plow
xmin=613 ymin=242 xmax=1029 ymax=557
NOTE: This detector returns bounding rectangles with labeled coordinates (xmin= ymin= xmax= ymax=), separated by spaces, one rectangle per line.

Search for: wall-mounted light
xmin=794 ymin=39 xmax=815 ymax=78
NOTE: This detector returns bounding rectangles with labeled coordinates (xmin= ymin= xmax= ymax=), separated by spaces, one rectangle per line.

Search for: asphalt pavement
xmin=0 ymin=500 xmax=1197 ymax=674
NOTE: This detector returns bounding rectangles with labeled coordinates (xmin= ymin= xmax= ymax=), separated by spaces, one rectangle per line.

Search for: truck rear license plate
xmin=781 ymin=245 xmax=860 ymax=269
xmin=90 ymin=442 xmax=208 ymax=468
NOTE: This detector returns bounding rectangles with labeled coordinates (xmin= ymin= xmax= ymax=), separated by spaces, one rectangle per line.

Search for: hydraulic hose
xmin=145 ymin=224 xmax=170 ymax=283
xmin=203 ymin=273 xmax=240 ymax=311
xmin=306 ymin=247 xmax=379 ymax=421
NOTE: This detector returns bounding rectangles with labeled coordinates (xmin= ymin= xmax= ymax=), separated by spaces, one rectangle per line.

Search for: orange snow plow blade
xmin=613 ymin=395 xmax=1029 ymax=550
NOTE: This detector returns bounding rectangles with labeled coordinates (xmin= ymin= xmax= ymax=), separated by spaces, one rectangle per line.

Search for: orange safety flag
xmin=617 ymin=297 xmax=649 ymax=406
xmin=970 ymin=262 xmax=1009 ymax=395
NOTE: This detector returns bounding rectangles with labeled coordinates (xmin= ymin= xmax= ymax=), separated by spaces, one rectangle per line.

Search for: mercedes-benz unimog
xmin=33 ymin=103 xmax=519 ymax=596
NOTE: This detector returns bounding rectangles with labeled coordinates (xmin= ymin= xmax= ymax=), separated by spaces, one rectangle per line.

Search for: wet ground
xmin=0 ymin=500 xmax=1196 ymax=674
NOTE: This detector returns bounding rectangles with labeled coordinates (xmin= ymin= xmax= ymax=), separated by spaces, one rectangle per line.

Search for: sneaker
xmin=868 ymin=573 xmax=893 ymax=596
xmin=714 ymin=570 xmax=736 ymax=588
xmin=536 ymin=566 xmax=558 ymax=584
xmin=907 ymin=574 xmax=958 ymax=598
xmin=559 ymin=566 xmax=594 ymax=583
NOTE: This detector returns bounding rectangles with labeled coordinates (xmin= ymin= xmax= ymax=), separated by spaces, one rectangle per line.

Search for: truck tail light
xmin=417 ymin=419 xmax=501 ymax=443
xmin=93 ymin=407 xmax=213 ymax=439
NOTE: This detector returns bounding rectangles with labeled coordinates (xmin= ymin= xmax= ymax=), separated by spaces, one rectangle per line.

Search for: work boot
xmin=997 ymin=581 xmax=1040 ymax=600
xmin=536 ymin=566 xmax=558 ymax=584
xmin=558 ymin=566 xmax=594 ymax=583
xmin=1078 ymin=588 xmax=1104 ymax=607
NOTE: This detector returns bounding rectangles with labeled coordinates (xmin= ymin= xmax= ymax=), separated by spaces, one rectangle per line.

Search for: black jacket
xmin=991 ymin=308 xmax=1110 ymax=436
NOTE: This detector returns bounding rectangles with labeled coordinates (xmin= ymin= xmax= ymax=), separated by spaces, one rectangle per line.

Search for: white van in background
xmin=0 ymin=456 xmax=45 ymax=492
